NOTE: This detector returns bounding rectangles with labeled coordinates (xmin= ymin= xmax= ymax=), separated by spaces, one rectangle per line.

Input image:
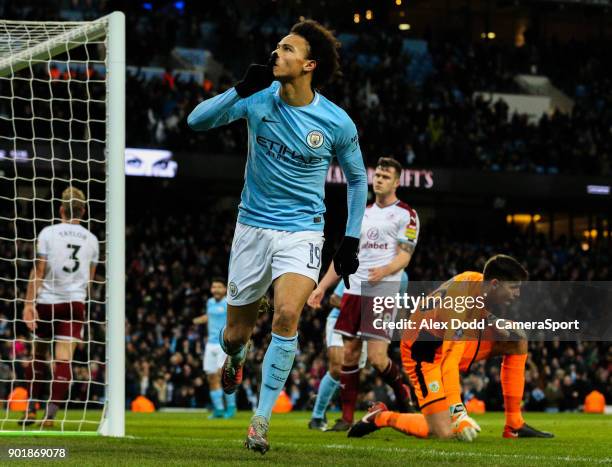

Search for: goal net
xmin=0 ymin=13 xmax=124 ymax=436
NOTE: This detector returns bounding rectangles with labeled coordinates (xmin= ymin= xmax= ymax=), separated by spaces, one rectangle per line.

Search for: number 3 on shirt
xmin=63 ymin=244 xmax=81 ymax=273
xmin=307 ymin=243 xmax=321 ymax=269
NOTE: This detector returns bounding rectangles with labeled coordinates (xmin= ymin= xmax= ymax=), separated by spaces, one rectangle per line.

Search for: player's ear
xmin=304 ymin=59 xmax=316 ymax=73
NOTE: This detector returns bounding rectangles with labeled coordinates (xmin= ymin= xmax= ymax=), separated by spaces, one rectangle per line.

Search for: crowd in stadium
xmin=1 ymin=0 xmax=610 ymax=421
xmin=133 ymin=37 xmax=611 ymax=176
xmin=117 ymin=211 xmax=611 ymax=412
xmin=2 ymin=2 xmax=611 ymax=175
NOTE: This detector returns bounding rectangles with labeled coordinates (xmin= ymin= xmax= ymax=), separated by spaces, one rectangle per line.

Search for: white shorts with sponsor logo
xmin=203 ymin=343 xmax=226 ymax=374
xmin=227 ymin=222 xmax=324 ymax=306
xmin=325 ymin=314 xmax=368 ymax=369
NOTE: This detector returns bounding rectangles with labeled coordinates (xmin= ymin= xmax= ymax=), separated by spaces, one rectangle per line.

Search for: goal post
xmin=0 ymin=12 xmax=125 ymax=437
xmin=101 ymin=11 xmax=125 ymax=438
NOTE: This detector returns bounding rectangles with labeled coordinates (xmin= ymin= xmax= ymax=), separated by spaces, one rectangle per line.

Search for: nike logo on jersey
xmin=262 ymin=116 xmax=280 ymax=123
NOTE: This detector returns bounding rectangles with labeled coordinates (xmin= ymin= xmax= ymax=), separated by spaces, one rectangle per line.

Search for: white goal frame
xmin=0 ymin=12 xmax=125 ymax=437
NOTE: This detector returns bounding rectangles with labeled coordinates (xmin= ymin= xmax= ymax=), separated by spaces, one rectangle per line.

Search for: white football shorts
xmin=325 ymin=314 xmax=368 ymax=369
xmin=227 ymin=222 xmax=324 ymax=306
xmin=203 ymin=343 xmax=226 ymax=374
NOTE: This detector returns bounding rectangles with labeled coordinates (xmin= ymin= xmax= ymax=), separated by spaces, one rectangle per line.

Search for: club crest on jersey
xmin=428 ymin=381 xmax=440 ymax=393
xmin=228 ymin=282 xmax=238 ymax=298
xmin=306 ymin=130 xmax=324 ymax=149
xmin=367 ymin=227 xmax=380 ymax=241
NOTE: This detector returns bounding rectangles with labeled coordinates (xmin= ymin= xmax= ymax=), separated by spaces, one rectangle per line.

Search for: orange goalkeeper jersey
xmin=400 ymin=271 xmax=492 ymax=408
xmin=401 ymin=271 xmax=489 ymax=344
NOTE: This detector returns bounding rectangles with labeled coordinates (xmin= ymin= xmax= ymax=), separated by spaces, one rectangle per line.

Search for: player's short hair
xmin=483 ymin=255 xmax=529 ymax=282
xmin=61 ymin=186 xmax=86 ymax=219
xmin=290 ymin=20 xmax=341 ymax=89
xmin=210 ymin=277 xmax=226 ymax=287
xmin=376 ymin=157 xmax=402 ymax=178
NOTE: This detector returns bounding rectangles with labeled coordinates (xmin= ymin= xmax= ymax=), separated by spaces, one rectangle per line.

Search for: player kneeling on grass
xmin=348 ymin=255 xmax=554 ymax=441
xmin=20 ymin=187 xmax=99 ymax=427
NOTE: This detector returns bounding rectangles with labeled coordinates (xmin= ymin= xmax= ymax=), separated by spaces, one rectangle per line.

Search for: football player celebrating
xmin=348 ymin=255 xmax=554 ymax=441
xmin=188 ymin=20 xmax=367 ymax=453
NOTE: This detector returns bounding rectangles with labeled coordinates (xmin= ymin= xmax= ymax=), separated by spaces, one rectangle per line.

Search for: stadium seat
xmin=131 ymin=396 xmax=155 ymax=413
xmin=584 ymin=391 xmax=605 ymax=414
xmin=466 ymin=397 xmax=486 ymax=415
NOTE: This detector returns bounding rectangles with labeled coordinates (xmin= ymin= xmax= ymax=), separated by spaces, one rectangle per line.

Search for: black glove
xmin=333 ymin=236 xmax=360 ymax=289
xmin=234 ymin=53 xmax=277 ymax=98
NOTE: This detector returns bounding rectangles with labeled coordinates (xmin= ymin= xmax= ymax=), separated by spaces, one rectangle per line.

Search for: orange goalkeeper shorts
xmin=401 ymin=337 xmax=495 ymax=415
xmin=400 ymin=339 xmax=449 ymax=415
xmin=459 ymin=340 xmax=494 ymax=372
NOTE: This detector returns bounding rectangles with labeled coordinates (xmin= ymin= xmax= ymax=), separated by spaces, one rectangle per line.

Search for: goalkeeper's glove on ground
xmin=234 ymin=53 xmax=277 ymax=98
xmin=333 ymin=236 xmax=360 ymax=289
xmin=450 ymin=403 xmax=481 ymax=442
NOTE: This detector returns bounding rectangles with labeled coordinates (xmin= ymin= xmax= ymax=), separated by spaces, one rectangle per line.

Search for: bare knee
xmin=329 ymin=358 xmax=342 ymax=379
xmin=514 ymin=339 xmax=528 ymax=355
xmin=343 ymin=339 xmax=362 ymax=366
xmin=499 ymin=339 xmax=528 ymax=356
xmin=368 ymin=351 xmax=389 ymax=372
xmin=328 ymin=346 xmax=343 ymax=379
xmin=271 ymin=303 xmax=301 ymax=336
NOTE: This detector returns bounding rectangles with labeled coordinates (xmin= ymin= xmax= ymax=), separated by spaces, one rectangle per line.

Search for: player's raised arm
xmin=187 ymin=88 xmax=246 ymax=131
xmin=332 ymin=120 xmax=367 ymax=288
xmin=187 ymin=57 xmax=275 ymax=131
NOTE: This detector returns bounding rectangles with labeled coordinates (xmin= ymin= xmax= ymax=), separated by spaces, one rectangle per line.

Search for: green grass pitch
xmin=2 ymin=411 xmax=612 ymax=465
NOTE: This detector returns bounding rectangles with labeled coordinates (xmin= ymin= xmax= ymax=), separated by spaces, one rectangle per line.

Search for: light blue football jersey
xmin=187 ymin=82 xmax=367 ymax=237
xmin=206 ymin=297 xmax=227 ymax=345
xmin=328 ymin=280 xmax=345 ymax=320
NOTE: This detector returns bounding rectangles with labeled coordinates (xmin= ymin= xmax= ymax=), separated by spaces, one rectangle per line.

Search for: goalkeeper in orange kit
xmin=348 ymin=254 xmax=554 ymax=441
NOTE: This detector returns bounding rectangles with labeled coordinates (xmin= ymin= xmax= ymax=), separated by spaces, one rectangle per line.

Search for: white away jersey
xmin=36 ymin=223 xmax=99 ymax=304
xmin=346 ymin=200 xmax=419 ymax=295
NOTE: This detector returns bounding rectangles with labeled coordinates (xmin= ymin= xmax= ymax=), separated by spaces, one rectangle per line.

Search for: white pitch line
xmin=319 ymin=443 xmax=612 ymax=465
xmin=140 ymin=436 xmax=612 ymax=465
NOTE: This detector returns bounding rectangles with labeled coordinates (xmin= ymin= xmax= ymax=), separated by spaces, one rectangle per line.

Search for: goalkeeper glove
xmin=333 ymin=236 xmax=360 ymax=289
xmin=450 ymin=403 xmax=481 ymax=442
xmin=234 ymin=53 xmax=277 ymax=98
